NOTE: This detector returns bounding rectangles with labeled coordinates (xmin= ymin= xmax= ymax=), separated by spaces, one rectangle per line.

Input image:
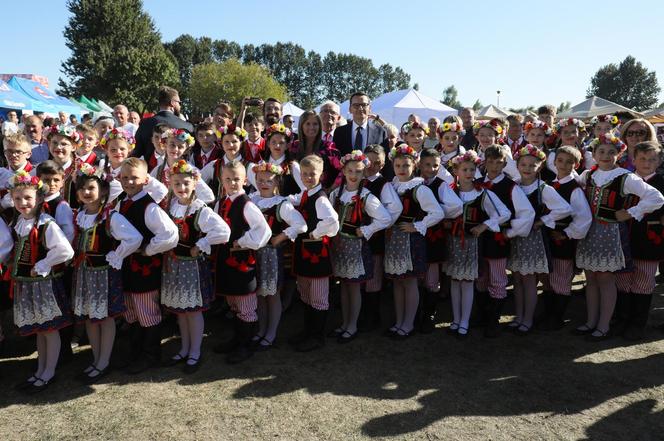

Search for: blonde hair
xmin=383 ymin=124 xmax=399 ymax=138
xmin=620 ymin=118 xmax=656 ymax=143
xmin=3 ymin=133 xmax=30 ymax=150
xmin=555 ymin=145 xmax=582 ymax=164
xmin=121 ymin=157 xmax=148 ymax=173
xmin=76 ymin=124 xmax=97 ymax=139
xmin=300 ymin=154 xmax=324 ymax=172
xmin=222 ymin=159 xmax=246 ymax=175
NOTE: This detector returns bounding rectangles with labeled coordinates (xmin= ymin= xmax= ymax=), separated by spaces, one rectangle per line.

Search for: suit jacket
xmin=133 ymin=110 xmax=194 ymax=161
xmin=333 ymin=120 xmax=387 ymax=155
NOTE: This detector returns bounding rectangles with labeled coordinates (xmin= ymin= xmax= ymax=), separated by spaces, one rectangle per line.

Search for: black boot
xmin=419 ymin=290 xmax=438 ymax=334
xmin=127 ymin=324 xmax=161 ymax=375
xmin=535 ymin=291 xmax=554 ymax=328
xmin=288 ymin=304 xmax=312 ymax=345
xmin=357 ymin=290 xmax=370 ymax=332
xmin=623 ymin=295 xmax=653 ymax=341
xmin=611 ymin=291 xmax=631 ymax=336
xmin=296 ymin=308 xmax=327 ymax=352
xmin=58 ymin=325 xmax=74 ymax=366
xmin=484 ymin=298 xmax=505 ymax=338
xmin=227 ymin=320 xmax=255 ymax=364
xmin=117 ymin=322 xmax=143 ymax=369
xmin=361 ymin=291 xmax=382 ymax=332
xmin=214 ymin=317 xmax=241 ymax=354
xmin=548 ymin=295 xmax=570 ymax=331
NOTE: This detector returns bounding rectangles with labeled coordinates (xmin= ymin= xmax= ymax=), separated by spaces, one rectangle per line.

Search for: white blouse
xmin=365 ymin=173 xmax=402 ymax=226
xmin=247 ymin=155 xmax=305 ymax=192
xmin=483 ymin=173 xmax=535 ymax=238
xmin=169 ymin=198 xmax=230 ymax=255
xmin=391 ymin=177 xmax=445 ymax=236
xmin=150 ymin=162 xmax=215 ymax=204
xmin=44 ymin=193 xmax=75 ymax=243
xmin=457 ymin=188 xmax=511 ymax=232
xmin=329 ymin=187 xmax=391 ymax=240
xmin=289 ymin=184 xmax=340 ymax=239
xmin=250 ymin=194 xmax=307 ymax=241
xmin=519 ymin=180 xmax=572 ymax=229
xmin=551 ymin=175 xmax=592 ymax=239
xmin=14 ymin=214 xmax=75 ymax=277
xmin=76 ymin=210 xmax=142 ymax=269
xmin=213 ymin=192 xmax=271 ymax=249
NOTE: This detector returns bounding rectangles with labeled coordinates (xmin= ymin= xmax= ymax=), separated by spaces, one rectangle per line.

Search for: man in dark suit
xmin=333 ymin=92 xmax=388 ymax=155
xmin=133 ymin=86 xmax=194 ymax=161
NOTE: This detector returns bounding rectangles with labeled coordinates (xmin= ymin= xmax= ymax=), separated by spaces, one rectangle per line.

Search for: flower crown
xmin=472 ymin=120 xmax=503 ymax=135
xmin=389 ymin=144 xmax=419 ymax=160
xmin=170 ymin=159 xmax=200 ymax=177
xmin=523 ymin=120 xmax=553 ymax=136
xmin=340 ymin=150 xmax=371 ymax=167
xmin=252 ymin=161 xmax=284 ymax=176
xmin=162 ymin=128 xmax=195 ymax=147
xmin=45 ymin=124 xmax=83 ymax=144
xmin=215 ymin=124 xmax=248 ymax=141
xmin=555 ymin=118 xmax=585 ymax=132
xmin=590 ymin=114 xmax=619 ymax=126
xmin=514 ymin=144 xmax=546 ymax=162
xmin=77 ymin=162 xmax=106 ymax=180
xmin=402 ymin=121 xmax=429 ymax=136
xmin=265 ymin=123 xmax=292 ymax=140
xmin=589 ymin=134 xmax=626 ymax=154
xmin=8 ymin=169 xmax=45 ymax=193
xmin=449 ymin=150 xmax=481 ymax=168
xmin=437 ymin=121 xmax=465 ymax=136
xmin=100 ymin=128 xmax=136 ymax=150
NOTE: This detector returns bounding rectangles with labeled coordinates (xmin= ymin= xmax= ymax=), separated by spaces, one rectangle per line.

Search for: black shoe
xmin=623 ymin=294 xmax=653 ymax=341
xmin=611 ymin=291 xmax=631 ymax=336
xmin=163 ymin=353 xmax=187 ymax=367
xmin=483 ymin=298 xmax=505 ymax=338
xmin=288 ymin=305 xmax=312 ymax=345
xmin=586 ymin=329 xmax=610 ymax=342
xmin=337 ymin=330 xmax=357 ymax=344
xmin=446 ymin=323 xmax=459 ymax=336
xmin=534 ymin=291 xmax=554 ymax=328
xmin=82 ymin=366 xmax=111 ymax=385
xmin=15 ymin=376 xmax=38 ymax=391
xmin=571 ymin=324 xmax=594 ymax=336
xmin=254 ymin=337 xmax=274 ymax=352
xmin=226 ymin=320 xmax=256 ymax=364
xmin=183 ymin=357 xmax=202 ymax=374
xmin=24 ymin=376 xmax=55 ymax=395
xmin=390 ymin=328 xmax=412 ymax=341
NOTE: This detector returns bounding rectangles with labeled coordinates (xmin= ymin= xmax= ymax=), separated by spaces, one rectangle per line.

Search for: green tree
xmin=472 ymin=99 xmax=483 ymax=111
xmin=441 ymin=85 xmax=462 ymax=109
xmin=557 ymin=101 xmax=571 ymax=113
xmin=587 ymin=56 xmax=661 ymax=111
xmin=189 ymin=59 xmax=288 ymax=114
xmin=58 ymin=0 xmax=179 ymax=112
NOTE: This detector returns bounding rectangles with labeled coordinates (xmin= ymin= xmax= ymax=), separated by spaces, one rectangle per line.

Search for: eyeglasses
xmin=5 ymin=149 xmax=29 ymax=156
xmin=172 ymin=99 xmax=181 ymax=105
xmin=351 ymin=103 xmax=370 ymax=109
xmin=625 ymin=130 xmax=647 ymax=137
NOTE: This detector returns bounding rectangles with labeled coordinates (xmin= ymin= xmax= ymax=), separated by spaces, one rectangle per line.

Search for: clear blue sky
xmin=2 ymin=0 xmax=663 ymax=110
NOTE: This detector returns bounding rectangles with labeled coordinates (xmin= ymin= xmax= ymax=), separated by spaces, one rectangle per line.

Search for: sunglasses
xmin=625 ymin=130 xmax=647 ymax=137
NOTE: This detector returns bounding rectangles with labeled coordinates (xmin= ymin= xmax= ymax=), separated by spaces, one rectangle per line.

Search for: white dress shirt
xmin=169 ymin=198 xmax=230 ymax=254
xmin=329 ymin=187 xmax=391 ymax=240
xmin=251 ymin=194 xmax=308 ymax=241
xmin=391 ymin=177 xmax=445 ymax=236
xmin=14 ymin=214 xmax=75 ymax=277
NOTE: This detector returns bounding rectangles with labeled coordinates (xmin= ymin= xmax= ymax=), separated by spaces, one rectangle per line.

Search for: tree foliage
xmin=472 ymin=99 xmax=483 ymax=111
xmin=587 ymin=56 xmax=661 ymax=111
xmin=58 ymin=0 xmax=179 ymax=112
xmin=189 ymin=59 xmax=288 ymax=114
xmin=441 ymin=85 xmax=462 ymax=109
xmin=557 ymin=101 xmax=571 ymax=113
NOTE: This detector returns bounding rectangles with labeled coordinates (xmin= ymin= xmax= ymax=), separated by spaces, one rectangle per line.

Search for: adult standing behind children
xmin=333 ymin=92 xmax=387 ymax=155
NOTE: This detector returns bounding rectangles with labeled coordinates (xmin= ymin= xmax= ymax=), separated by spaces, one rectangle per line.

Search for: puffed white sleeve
xmin=624 ymin=174 xmax=664 ymax=221
xmin=109 ymin=179 xmax=123 ymax=203
xmin=439 ymin=184 xmax=462 ymax=219
xmin=290 ymin=161 xmax=306 ymax=191
xmin=288 ymin=191 xmax=303 ymax=207
xmin=200 ymin=160 xmax=216 ymax=185
xmin=565 ymin=187 xmax=592 ymax=239
xmin=504 ymin=185 xmax=535 ymax=238
xmin=540 ymin=185 xmax=573 ymax=229
xmin=482 ymin=190 xmax=511 ymax=232
xmin=195 ymin=179 xmax=216 ymax=204
xmin=145 ymin=176 xmax=168 ymax=204
xmin=144 ymin=203 xmax=179 ymax=255
xmin=436 ymin=167 xmax=455 ymax=184
xmin=236 ymin=202 xmax=271 ymax=250
xmin=34 ymin=222 xmax=75 ymax=277
xmin=106 ymin=212 xmax=142 ymax=270
xmin=279 ymin=200 xmax=307 ymax=240
xmin=546 ymin=151 xmax=557 ymax=175
xmin=195 ymin=206 xmax=231 ymax=254
xmin=412 ymin=185 xmax=444 ymax=236
xmin=55 ymin=202 xmax=75 ymax=243
xmin=583 ymin=148 xmax=596 ymax=170
xmin=504 ymin=157 xmax=521 ymax=181
xmin=0 ymin=192 xmax=13 ymax=210
xmin=311 ymin=196 xmax=339 ymax=239
xmin=380 ymin=182 xmax=403 ymax=225
xmin=246 ymin=162 xmax=258 ymax=190
xmin=0 ymin=218 xmax=13 ymax=263
xmin=359 ymin=193 xmax=391 ymax=240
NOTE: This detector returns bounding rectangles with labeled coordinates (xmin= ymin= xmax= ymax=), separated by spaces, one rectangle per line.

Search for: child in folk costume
xmin=546 ymin=118 xmax=590 ymax=178
xmin=161 ymin=160 xmax=230 ymax=373
xmin=36 ymin=161 xmax=75 ymax=243
xmin=446 ymin=151 xmax=510 ymax=338
xmin=191 ymin=122 xmax=223 ymax=169
xmin=436 ymin=121 xmax=466 ymax=173
xmin=401 ymin=121 xmax=428 ymax=154
xmin=614 ymin=141 xmax=664 ymax=340
xmin=361 ymin=145 xmax=402 ymax=330
xmin=1 ymin=134 xmax=34 ymax=211
xmin=329 ymin=150 xmax=391 ymax=342
xmin=201 ymin=124 xmax=249 ymax=200
xmin=71 ymin=164 xmax=141 ymax=383
xmin=417 ymin=148 xmax=462 ymax=332
xmin=288 ymin=155 xmax=339 ymax=351
xmin=522 ymin=120 xmax=555 ymax=181
xmin=574 ymin=135 xmax=663 ymax=340
xmin=537 ymin=146 xmax=592 ymax=331
xmin=242 ymin=113 xmax=266 ymax=163
xmin=8 ymin=171 xmax=74 ymax=393
xmin=147 ymin=123 xmax=169 ymax=172
xmin=472 ymin=120 xmax=519 ymax=180
xmin=116 ymin=158 xmax=178 ymax=374
xmin=250 ymin=162 xmax=307 ymax=349
xmin=150 ymin=128 xmax=215 ymax=205
xmin=45 ymin=124 xmax=81 ymax=209
xmin=384 ymin=145 xmax=444 ymax=339
xmin=476 ymin=146 xmax=535 ymax=337
xmin=212 ymin=160 xmax=270 ymax=363
xmin=75 ymin=124 xmax=101 ymax=167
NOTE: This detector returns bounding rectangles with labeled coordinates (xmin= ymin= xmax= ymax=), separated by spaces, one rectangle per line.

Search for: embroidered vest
xmin=74 ymin=214 xmax=116 ymax=268
xmin=585 ymin=169 xmax=629 ymax=223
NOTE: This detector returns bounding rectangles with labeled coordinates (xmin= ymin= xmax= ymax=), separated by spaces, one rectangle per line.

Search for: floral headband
xmin=170 ymin=159 xmax=200 ymax=177
xmin=252 ymin=161 xmax=284 ymax=176
xmin=589 ymin=134 xmax=626 ymax=154
xmin=8 ymin=169 xmax=45 ymax=193
xmin=77 ymin=162 xmax=106 ymax=180
xmin=340 ymin=150 xmax=371 ymax=167
xmin=163 ymin=128 xmax=195 ymax=147
xmin=437 ymin=121 xmax=465 ymax=136
xmin=100 ymin=128 xmax=136 ymax=150
xmin=523 ymin=120 xmax=553 ymax=136
xmin=590 ymin=114 xmax=619 ymax=126
xmin=555 ymin=118 xmax=585 ymax=132
xmin=45 ymin=124 xmax=83 ymax=144
xmin=388 ymin=144 xmax=419 ymax=160
xmin=514 ymin=144 xmax=546 ymax=162
xmin=449 ymin=150 xmax=481 ymax=168
xmin=402 ymin=121 xmax=429 ymax=136
xmin=215 ymin=124 xmax=248 ymax=141
xmin=265 ymin=123 xmax=292 ymax=140
xmin=472 ymin=120 xmax=503 ymax=135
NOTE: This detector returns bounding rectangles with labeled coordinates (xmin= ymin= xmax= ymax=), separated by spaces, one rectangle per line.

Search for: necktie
xmin=120 ymin=198 xmax=134 ymax=215
xmin=354 ymin=127 xmax=363 ymax=150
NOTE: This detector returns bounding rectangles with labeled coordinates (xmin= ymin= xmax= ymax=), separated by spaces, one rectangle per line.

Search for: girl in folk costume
xmin=436 ymin=120 xmax=467 ymax=174
xmin=507 ymin=145 xmax=572 ymax=335
xmin=8 ymin=171 xmax=74 ymax=393
xmin=575 ymin=135 xmax=663 ymax=340
xmin=150 ymin=128 xmax=215 ymax=205
xmin=546 ymin=118 xmax=591 ymax=177
xmin=247 ymin=124 xmax=305 ymax=196
xmin=71 ymin=164 xmax=142 ymax=383
xmin=288 ymin=155 xmax=339 ymax=352
xmin=249 ymin=162 xmax=306 ymax=349
xmin=522 ymin=119 xmax=555 ymax=181
xmin=590 ymin=114 xmax=619 ymax=140
xmin=472 ymin=120 xmax=519 ymax=180
xmin=329 ymin=151 xmax=391 ymax=342
xmin=162 ymin=160 xmax=230 ymax=372
xmin=446 ymin=151 xmax=510 ymax=338
xmin=201 ymin=124 xmax=249 ymax=200
xmin=401 ymin=121 xmax=428 ymax=154
xmin=384 ymin=145 xmax=444 ymax=339
xmin=45 ymin=124 xmax=81 ymax=209
xmin=75 ymin=124 xmax=101 ymax=168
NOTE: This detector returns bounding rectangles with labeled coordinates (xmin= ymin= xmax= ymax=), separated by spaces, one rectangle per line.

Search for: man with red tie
xmin=320 ymin=101 xmax=341 ymax=144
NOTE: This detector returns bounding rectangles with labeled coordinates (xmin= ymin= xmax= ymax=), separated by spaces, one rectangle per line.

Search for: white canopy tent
xmin=476 ymin=104 xmax=515 ymax=120
xmin=369 ymin=89 xmax=457 ymax=126
xmin=557 ymin=96 xmax=642 ymax=119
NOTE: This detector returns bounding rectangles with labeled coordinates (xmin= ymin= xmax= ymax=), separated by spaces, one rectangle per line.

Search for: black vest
xmin=585 ymin=169 xmax=629 ymax=222
xmin=173 ymin=208 xmax=204 ymax=258
xmin=482 ymin=177 xmax=515 ymax=259
xmin=43 ymin=196 xmax=65 ymax=218
xmin=425 ymin=178 xmax=447 ymax=262
xmin=365 ymin=176 xmax=387 ymax=254
xmin=628 ymin=174 xmax=664 ymax=261
xmin=334 ymin=188 xmax=371 ymax=237
xmin=12 ymin=220 xmax=64 ymax=279
xmin=293 ymin=189 xmax=333 ymax=277
xmin=397 ymin=185 xmax=426 ymax=224
xmin=261 ymin=202 xmax=288 ymax=238
xmin=452 ymin=186 xmax=489 ymax=235
xmin=74 ymin=214 xmax=117 ymax=268
xmin=548 ymin=179 xmax=578 ymax=259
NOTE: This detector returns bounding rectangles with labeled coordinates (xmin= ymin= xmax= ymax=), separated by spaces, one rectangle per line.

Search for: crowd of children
xmin=1 ymin=108 xmax=663 ymax=395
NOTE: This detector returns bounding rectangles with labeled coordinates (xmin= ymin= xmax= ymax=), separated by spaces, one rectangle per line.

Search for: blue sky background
xmin=3 ymin=0 xmax=663 ymax=109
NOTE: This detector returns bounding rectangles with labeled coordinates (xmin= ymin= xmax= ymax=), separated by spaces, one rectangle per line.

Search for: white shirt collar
xmin=269 ymin=155 xmax=285 ymax=165
xmin=306 ymin=184 xmax=322 ymax=195
xmin=554 ymin=174 xmax=574 ymax=184
xmin=352 ymin=120 xmax=368 ymax=131
xmin=129 ymin=190 xmax=147 ymax=201
xmin=485 ymin=173 xmax=505 ymax=184
xmin=45 ymin=192 xmax=60 ymax=202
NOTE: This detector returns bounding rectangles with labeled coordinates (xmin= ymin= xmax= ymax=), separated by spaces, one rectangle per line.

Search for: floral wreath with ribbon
xmin=215 ymin=124 xmax=248 ymax=141
xmin=523 ymin=120 xmax=553 ymax=136
xmin=472 ymin=120 xmax=503 ymax=135
xmin=252 ymin=161 xmax=284 ymax=176
xmin=589 ymin=134 xmax=626 ymax=154
xmin=555 ymin=118 xmax=585 ymax=133
xmin=162 ymin=128 xmax=195 ymax=147
xmin=437 ymin=121 xmax=465 ymax=136
xmin=265 ymin=123 xmax=292 ymax=141
xmin=8 ymin=170 xmax=46 ymax=195
xmin=388 ymin=144 xmax=419 ymax=161
xmin=99 ymin=128 xmax=136 ymax=150
xmin=590 ymin=114 xmax=619 ymax=126
xmin=340 ymin=150 xmax=371 ymax=167
xmin=170 ymin=159 xmax=200 ymax=178
xmin=45 ymin=124 xmax=83 ymax=144
xmin=401 ymin=121 xmax=429 ymax=136
xmin=514 ymin=144 xmax=547 ymax=162
xmin=449 ymin=150 xmax=481 ymax=168
xmin=77 ymin=162 xmax=107 ymax=181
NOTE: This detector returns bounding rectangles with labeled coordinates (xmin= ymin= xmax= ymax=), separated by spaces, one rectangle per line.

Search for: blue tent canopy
xmin=0 ymin=80 xmax=30 ymax=110
xmin=7 ymin=77 xmax=82 ymax=116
